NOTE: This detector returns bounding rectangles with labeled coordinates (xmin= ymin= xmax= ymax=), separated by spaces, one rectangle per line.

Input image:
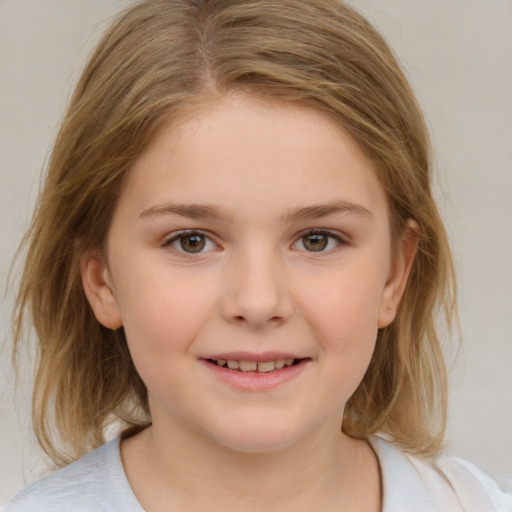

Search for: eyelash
xmin=293 ymin=228 xmax=347 ymax=253
xmin=162 ymin=228 xmax=347 ymax=256
xmin=162 ymin=230 xmax=219 ymax=256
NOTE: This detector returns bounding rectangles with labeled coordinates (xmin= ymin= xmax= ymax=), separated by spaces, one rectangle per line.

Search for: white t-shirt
xmin=3 ymin=437 xmax=512 ymax=511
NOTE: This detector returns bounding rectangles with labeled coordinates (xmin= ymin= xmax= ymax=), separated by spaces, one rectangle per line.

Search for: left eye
xmin=293 ymin=231 xmax=342 ymax=252
xmin=165 ymin=231 xmax=217 ymax=254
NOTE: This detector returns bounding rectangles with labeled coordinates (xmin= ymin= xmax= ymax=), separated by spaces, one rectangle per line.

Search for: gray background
xmin=1 ymin=0 xmax=511 ymax=503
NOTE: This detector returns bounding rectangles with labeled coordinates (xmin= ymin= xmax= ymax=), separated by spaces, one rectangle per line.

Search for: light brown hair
xmin=13 ymin=0 xmax=456 ymax=466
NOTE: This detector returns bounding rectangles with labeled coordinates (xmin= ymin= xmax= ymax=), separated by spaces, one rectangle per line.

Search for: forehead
xmin=119 ymin=96 xmax=387 ymax=222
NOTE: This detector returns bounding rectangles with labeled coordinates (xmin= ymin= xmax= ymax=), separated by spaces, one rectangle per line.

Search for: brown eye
xmin=180 ymin=234 xmax=205 ymax=253
xmin=292 ymin=230 xmax=343 ymax=253
xmin=302 ymin=233 xmax=329 ymax=251
xmin=166 ymin=231 xmax=217 ymax=254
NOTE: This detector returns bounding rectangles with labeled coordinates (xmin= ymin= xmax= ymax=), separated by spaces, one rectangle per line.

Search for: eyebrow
xmin=282 ymin=201 xmax=372 ymax=222
xmin=139 ymin=203 xmax=234 ymax=221
xmin=139 ymin=200 xmax=372 ymax=222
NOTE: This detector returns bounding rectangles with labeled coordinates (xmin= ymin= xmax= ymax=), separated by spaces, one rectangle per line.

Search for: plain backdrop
xmin=1 ymin=0 xmax=511 ymax=504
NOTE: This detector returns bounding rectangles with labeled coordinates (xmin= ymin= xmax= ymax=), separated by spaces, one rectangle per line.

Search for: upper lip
xmin=203 ymin=351 xmax=308 ymax=362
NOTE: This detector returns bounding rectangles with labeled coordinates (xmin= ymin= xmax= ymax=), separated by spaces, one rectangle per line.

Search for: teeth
xmin=213 ymin=358 xmax=297 ymax=372
xmin=257 ymin=361 xmax=276 ymax=373
xmin=239 ymin=360 xmax=257 ymax=371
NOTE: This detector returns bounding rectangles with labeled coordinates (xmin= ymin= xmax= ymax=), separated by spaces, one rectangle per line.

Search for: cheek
xmin=301 ymin=265 xmax=386 ymax=339
xmin=114 ymin=264 xmax=218 ymax=368
xmin=297 ymin=264 xmax=386 ymax=384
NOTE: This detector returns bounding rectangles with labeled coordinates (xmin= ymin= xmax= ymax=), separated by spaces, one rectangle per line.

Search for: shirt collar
xmin=370 ymin=436 xmax=435 ymax=512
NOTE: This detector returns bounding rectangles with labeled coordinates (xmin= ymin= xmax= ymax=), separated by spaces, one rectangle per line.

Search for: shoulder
xmin=371 ymin=436 xmax=512 ymax=512
xmin=433 ymin=455 xmax=512 ymax=512
xmin=3 ymin=439 xmax=143 ymax=512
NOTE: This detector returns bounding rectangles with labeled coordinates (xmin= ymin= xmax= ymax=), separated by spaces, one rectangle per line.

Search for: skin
xmin=81 ymin=95 xmax=417 ymax=511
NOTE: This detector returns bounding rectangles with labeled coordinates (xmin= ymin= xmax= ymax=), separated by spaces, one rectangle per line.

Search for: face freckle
xmin=83 ymin=95 xmax=415 ymax=454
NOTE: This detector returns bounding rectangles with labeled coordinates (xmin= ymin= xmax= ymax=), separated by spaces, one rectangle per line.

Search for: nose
xmin=220 ymin=249 xmax=293 ymax=329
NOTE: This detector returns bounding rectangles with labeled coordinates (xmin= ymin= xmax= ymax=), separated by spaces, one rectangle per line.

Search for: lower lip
xmin=201 ymin=359 xmax=310 ymax=391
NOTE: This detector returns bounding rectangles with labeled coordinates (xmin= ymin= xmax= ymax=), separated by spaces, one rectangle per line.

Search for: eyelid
xmin=292 ymin=228 xmax=348 ymax=252
xmin=162 ymin=229 xmax=220 ymax=254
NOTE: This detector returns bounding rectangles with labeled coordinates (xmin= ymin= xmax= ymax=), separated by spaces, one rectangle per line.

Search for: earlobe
xmin=80 ymin=250 xmax=123 ymax=329
xmin=377 ymin=220 xmax=419 ymax=328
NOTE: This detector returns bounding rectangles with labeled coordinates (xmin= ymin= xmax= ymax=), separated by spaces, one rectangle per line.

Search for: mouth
xmin=205 ymin=358 xmax=305 ymax=374
xmin=201 ymin=354 xmax=311 ymax=390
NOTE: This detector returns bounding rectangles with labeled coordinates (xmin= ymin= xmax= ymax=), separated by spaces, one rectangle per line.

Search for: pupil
xmin=304 ymin=234 xmax=327 ymax=251
xmin=180 ymin=234 xmax=205 ymax=253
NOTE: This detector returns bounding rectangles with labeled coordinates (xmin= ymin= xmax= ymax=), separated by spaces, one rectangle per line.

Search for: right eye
xmin=164 ymin=231 xmax=218 ymax=254
xmin=291 ymin=229 xmax=346 ymax=253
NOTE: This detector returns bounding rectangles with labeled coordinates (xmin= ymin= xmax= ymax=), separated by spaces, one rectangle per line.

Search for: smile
xmin=202 ymin=355 xmax=310 ymax=391
xmin=209 ymin=358 xmax=296 ymax=373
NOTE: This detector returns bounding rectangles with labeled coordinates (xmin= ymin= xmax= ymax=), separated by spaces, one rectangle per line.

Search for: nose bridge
xmin=221 ymin=244 xmax=292 ymax=328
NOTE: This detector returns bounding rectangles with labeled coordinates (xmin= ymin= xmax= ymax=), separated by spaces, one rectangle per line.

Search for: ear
xmin=80 ymin=249 xmax=123 ymax=329
xmin=378 ymin=220 xmax=419 ymax=328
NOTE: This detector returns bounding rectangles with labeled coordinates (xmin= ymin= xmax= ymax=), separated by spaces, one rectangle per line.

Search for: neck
xmin=121 ymin=417 xmax=381 ymax=512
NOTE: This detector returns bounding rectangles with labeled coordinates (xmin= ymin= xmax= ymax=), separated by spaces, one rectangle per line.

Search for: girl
xmin=4 ymin=0 xmax=511 ymax=510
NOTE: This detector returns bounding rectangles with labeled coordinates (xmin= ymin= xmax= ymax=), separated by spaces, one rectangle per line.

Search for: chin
xmin=205 ymin=417 xmax=308 ymax=455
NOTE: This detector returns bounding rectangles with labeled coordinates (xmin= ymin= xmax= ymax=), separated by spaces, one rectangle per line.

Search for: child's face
xmin=82 ymin=96 xmax=415 ymax=453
